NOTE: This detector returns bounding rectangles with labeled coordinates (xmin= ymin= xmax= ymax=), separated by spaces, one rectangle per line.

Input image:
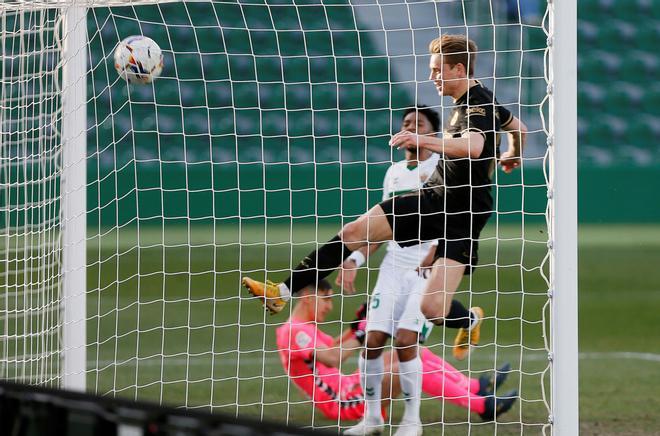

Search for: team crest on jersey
xmin=467 ymin=107 xmax=486 ymax=117
xmin=295 ymin=331 xmax=312 ymax=348
xmin=420 ymin=172 xmax=429 ymax=182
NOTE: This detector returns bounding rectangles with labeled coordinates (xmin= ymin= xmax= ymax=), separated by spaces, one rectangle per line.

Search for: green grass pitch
xmin=84 ymin=223 xmax=660 ymax=435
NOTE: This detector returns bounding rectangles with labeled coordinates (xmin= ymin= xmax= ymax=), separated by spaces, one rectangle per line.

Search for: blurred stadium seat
xmin=579 ymin=0 xmax=660 ymax=166
xmin=88 ymin=1 xmax=659 ymax=170
xmin=89 ymin=1 xmax=411 ymax=168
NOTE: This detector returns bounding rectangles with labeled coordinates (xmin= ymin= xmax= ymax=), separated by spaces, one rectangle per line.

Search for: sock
xmin=277 ymin=283 xmax=291 ymax=302
xmin=442 ymin=300 xmax=471 ymax=329
xmin=469 ymin=309 xmax=480 ymax=329
xmin=398 ymin=357 xmax=422 ymax=424
xmin=283 ymin=235 xmax=352 ymax=294
xmin=420 ymin=352 xmax=486 ymax=414
xmin=360 ymin=354 xmax=384 ymax=422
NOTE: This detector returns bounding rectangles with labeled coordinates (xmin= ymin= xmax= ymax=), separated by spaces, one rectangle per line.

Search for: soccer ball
xmin=114 ymin=35 xmax=163 ymax=85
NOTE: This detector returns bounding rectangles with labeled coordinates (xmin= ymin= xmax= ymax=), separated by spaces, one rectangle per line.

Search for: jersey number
xmin=370 ymin=294 xmax=380 ymax=309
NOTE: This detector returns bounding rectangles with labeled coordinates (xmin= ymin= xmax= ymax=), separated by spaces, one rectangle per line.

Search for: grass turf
xmin=76 ymin=223 xmax=660 ymax=433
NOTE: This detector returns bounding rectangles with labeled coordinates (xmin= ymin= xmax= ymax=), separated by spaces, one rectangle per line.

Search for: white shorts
xmin=366 ymin=265 xmax=434 ymax=342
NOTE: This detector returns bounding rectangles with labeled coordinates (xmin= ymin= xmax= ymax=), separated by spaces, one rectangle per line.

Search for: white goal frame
xmin=61 ymin=4 xmax=87 ymax=393
xmin=6 ymin=0 xmax=578 ymax=433
xmin=548 ymin=1 xmax=578 ymax=435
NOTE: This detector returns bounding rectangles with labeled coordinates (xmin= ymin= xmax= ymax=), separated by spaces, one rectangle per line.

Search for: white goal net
xmin=0 ymin=0 xmax=576 ymax=433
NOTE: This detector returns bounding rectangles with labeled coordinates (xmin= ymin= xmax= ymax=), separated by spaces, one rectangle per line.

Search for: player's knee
xmin=365 ymin=345 xmax=384 ymax=359
xmin=394 ymin=330 xmax=418 ymax=349
xmin=364 ymin=332 xmax=387 ymax=358
xmin=421 ymin=302 xmax=445 ymax=325
xmin=340 ymin=220 xmax=365 ymax=244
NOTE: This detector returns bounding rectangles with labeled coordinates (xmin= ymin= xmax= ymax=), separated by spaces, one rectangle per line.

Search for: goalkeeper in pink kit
xmin=276 ymin=279 xmax=516 ymax=424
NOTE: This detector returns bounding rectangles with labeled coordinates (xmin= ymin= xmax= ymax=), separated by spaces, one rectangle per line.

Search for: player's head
xmin=296 ymin=279 xmax=334 ymax=322
xmin=428 ymin=34 xmax=477 ymax=97
xmin=401 ymin=105 xmax=439 ymax=161
xmin=402 ymin=106 xmax=440 ymax=135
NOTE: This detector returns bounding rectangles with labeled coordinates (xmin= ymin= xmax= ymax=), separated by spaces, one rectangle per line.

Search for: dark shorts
xmin=379 ymin=189 xmax=490 ymax=275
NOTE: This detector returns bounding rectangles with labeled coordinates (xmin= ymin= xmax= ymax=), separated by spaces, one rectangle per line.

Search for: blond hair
xmin=428 ymin=34 xmax=478 ymax=77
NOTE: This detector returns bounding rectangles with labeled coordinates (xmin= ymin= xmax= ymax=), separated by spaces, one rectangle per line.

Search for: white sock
xmin=359 ymin=354 xmax=384 ymax=422
xmin=398 ymin=357 xmax=422 ymax=424
xmin=469 ymin=309 xmax=480 ymax=329
xmin=278 ymin=283 xmax=291 ymax=301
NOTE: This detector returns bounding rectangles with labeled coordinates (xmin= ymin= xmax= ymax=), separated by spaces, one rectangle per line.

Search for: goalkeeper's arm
xmin=314 ymin=334 xmax=362 ymax=368
xmin=315 ymin=304 xmax=367 ymax=368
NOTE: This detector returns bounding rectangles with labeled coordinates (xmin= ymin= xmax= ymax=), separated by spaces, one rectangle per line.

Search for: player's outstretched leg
xmin=420 ymin=347 xmax=517 ymax=419
xmin=244 ymin=205 xmax=392 ymax=314
xmin=452 ymin=306 xmax=484 ymax=360
xmin=420 ymin=349 xmax=511 ymax=396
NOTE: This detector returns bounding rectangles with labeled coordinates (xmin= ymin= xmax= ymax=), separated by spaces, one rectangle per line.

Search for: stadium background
xmin=88 ymin=1 xmax=660 ymax=228
xmin=10 ymin=0 xmax=656 ymax=434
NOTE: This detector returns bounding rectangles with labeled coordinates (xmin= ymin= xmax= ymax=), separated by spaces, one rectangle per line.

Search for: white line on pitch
xmin=90 ymin=351 xmax=660 ymax=369
xmin=578 ymin=351 xmax=660 ymax=362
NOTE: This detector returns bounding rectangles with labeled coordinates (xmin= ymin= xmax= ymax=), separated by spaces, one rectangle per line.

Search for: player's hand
xmin=415 ymin=265 xmax=432 ymax=279
xmin=499 ymin=149 xmax=521 ymax=173
xmin=389 ymin=130 xmax=426 ymax=150
xmin=415 ymin=250 xmax=435 ymax=279
xmin=335 ymin=259 xmax=358 ymax=294
xmin=415 ymin=261 xmax=433 ymax=279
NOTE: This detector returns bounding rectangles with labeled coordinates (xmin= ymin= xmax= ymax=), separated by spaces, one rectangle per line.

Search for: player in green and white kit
xmin=341 ymin=107 xmax=440 ymax=436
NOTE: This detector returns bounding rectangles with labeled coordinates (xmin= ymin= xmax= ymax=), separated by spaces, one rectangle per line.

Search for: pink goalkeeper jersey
xmin=276 ymin=317 xmax=343 ymax=402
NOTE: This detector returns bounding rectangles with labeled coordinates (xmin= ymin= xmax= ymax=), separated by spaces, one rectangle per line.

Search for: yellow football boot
xmin=453 ymin=306 xmax=484 ymax=360
xmin=242 ymin=277 xmax=287 ymax=314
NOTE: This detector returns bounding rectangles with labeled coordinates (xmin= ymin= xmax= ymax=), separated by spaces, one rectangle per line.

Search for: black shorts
xmin=379 ymin=189 xmax=490 ymax=275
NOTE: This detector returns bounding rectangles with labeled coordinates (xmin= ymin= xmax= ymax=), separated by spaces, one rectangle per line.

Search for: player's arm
xmin=336 ymin=166 xmax=392 ymax=292
xmin=286 ymin=322 xmax=363 ymax=369
xmin=345 ymin=243 xmax=382 ymax=268
xmin=336 ymin=243 xmax=381 ymax=293
xmin=499 ymin=116 xmax=527 ymax=173
xmin=317 ymin=302 xmax=367 ymax=367
xmin=390 ymin=131 xmax=485 ymax=159
xmin=343 ymin=243 xmax=383 ymax=276
xmin=314 ymin=336 xmax=362 ymax=368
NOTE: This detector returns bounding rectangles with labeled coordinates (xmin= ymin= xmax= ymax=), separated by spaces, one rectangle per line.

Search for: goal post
xmin=549 ymin=0 xmax=579 ymax=434
xmin=0 ymin=0 xmax=578 ymax=432
xmin=61 ymin=3 xmax=88 ymax=393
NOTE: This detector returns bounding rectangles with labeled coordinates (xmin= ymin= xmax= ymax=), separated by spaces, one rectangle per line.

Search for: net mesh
xmin=1 ymin=7 xmax=63 ymax=386
xmin=1 ymin=0 xmax=553 ymax=433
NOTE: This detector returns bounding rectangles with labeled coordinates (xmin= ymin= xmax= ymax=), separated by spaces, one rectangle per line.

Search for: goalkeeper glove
xmin=352 ymin=319 xmax=367 ymax=345
xmin=350 ymin=302 xmax=368 ymax=331
xmin=350 ymin=302 xmax=368 ymax=344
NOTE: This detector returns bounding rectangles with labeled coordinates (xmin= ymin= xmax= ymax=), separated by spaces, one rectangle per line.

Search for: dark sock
xmin=283 ymin=235 xmax=352 ymax=295
xmin=437 ymin=300 xmax=472 ymax=329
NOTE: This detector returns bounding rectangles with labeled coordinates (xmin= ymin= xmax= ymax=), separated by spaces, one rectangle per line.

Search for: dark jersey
xmin=426 ymin=82 xmax=513 ymax=219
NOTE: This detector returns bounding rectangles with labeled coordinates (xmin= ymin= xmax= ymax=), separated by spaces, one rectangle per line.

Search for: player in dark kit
xmin=243 ymin=34 xmax=527 ymax=362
